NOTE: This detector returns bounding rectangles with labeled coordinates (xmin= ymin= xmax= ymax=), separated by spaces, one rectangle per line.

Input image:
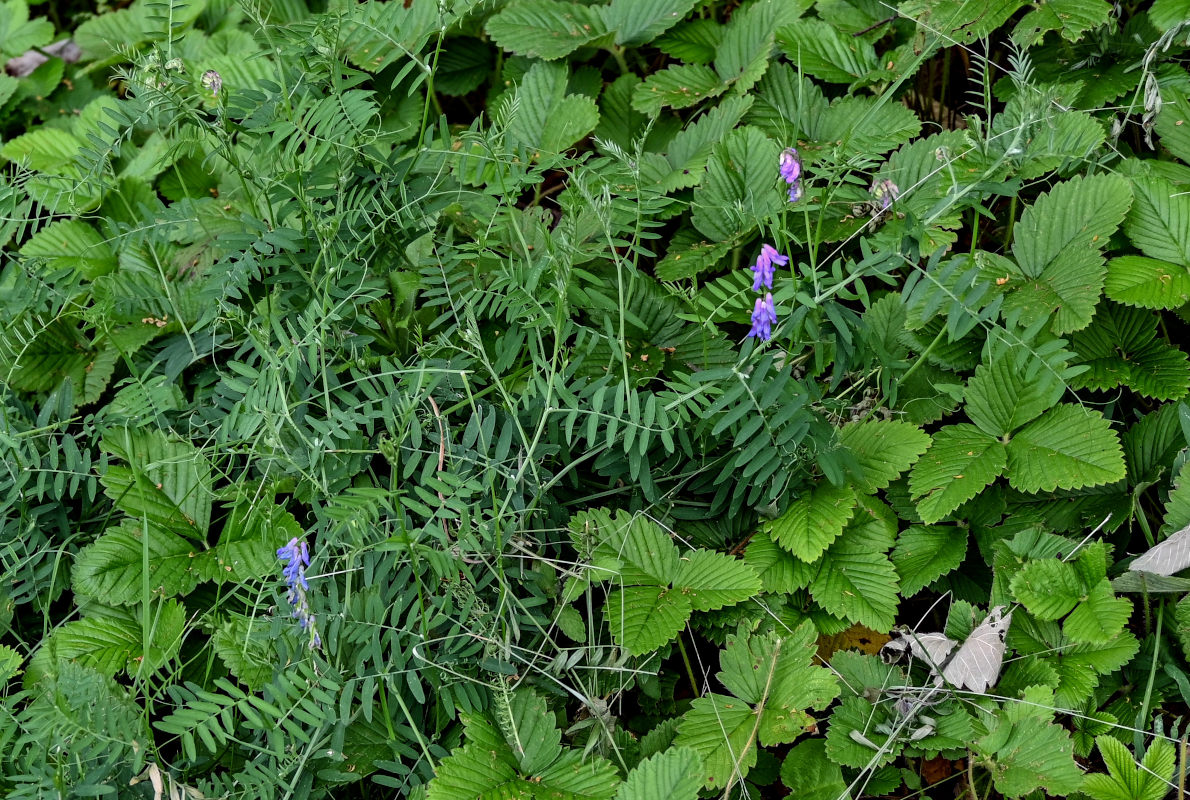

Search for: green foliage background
xmin=4 ymin=0 xmax=1190 ymax=796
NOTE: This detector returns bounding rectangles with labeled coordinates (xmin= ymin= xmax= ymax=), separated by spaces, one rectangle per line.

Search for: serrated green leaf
xmin=605 ymin=586 xmax=691 ymax=655
xmin=73 ymin=521 xmax=200 ymax=604
xmin=1084 ymin=735 xmax=1176 ymax=800
xmin=964 ymin=352 xmax=1064 ymax=438
xmin=211 ymin=614 xmax=274 ymax=690
xmin=1070 ymin=302 xmax=1190 ymax=400
xmin=743 ymin=530 xmax=816 ymax=593
xmin=891 ymin=525 xmax=967 ymax=596
xmin=1064 ymin=579 xmax=1131 ymax=644
xmin=0 ymin=127 xmax=82 ymax=171
xmin=780 ymin=739 xmax=849 ymax=800
xmin=502 ymin=690 xmax=562 ymax=774
xmin=673 ymin=550 xmax=760 ymax=611
xmin=811 ymin=533 xmax=899 ymax=630
xmin=1003 ymin=174 xmax=1131 ymax=332
xmin=838 ymin=419 xmax=931 ymax=493
xmin=768 ymin=482 xmax=857 ymax=562
xmin=1 ymin=316 xmax=116 ymax=406
xmin=1012 ymin=0 xmax=1111 ymax=46
xmin=1105 ymin=255 xmax=1190 ymax=310
xmin=1005 ymin=404 xmax=1126 ymax=493
xmin=485 ymin=0 xmax=606 ymax=60
xmin=1126 ymin=175 xmax=1190 ymax=266
xmin=27 ymin=600 xmax=185 ymax=683
xmin=659 ymin=95 xmax=754 ymax=192
xmin=691 ymin=125 xmax=782 ymax=241
xmin=775 ymin=18 xmax=877 ymax=83
xmin=973 ymin=687 xmax=1083 ymax=798
xmin=20 ymin=219 xmax=117 ymax=280
xmin=1011 ymin=559 xmax=1083 ymax=619
xmin=909 ymin=424 xmax=1007 ymax=523
xmin=195 ymin=499 xmax=302 ymax=584
xmin=615 ymin=747 xmax=702 ymax=800
xmin=604 ymin=0 xmax=699 ymax=46
xmin=100 ymin=427 xmax=212 ymax=540
xmin=632 ymin=63 xmax=725 ymax=115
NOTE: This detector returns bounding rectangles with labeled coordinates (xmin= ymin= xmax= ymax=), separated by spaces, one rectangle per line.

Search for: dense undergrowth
xmin=5 ymin=0 xmax=1190 ymax=797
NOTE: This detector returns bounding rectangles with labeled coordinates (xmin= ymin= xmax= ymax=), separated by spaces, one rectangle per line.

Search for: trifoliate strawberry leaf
xmin=1011 ymin=559 xmax=1083 ymax=620
xmin=768 ymin=482 xmax=857 ymax=562
xmin=1083 ymin=735 xmax=1176 ymax=800
xmin=72 ymin=521 xmax=200 ymax=604
xmin=964 ymin=351 xmax=1064 ymax=438
xmin=675 ymin=624 xmax=838 ymax=789
xmin=810 ymin=506 xmax=900 ymax=630
xmin=909 ymin=424 xmax=1008 ymax=523
xmin=614 ymin=747 xmax=703 ymax=800
xmin=838 ymin=419 xmax=932 ymax=493
xmin=691 ymin=125 xmax=782 ymax=242
xmin=1064 ymin=579 xmax=1132 ymax=644
xmin=1006 ymin=404 xmax=1126 ymax=493
xmin=1125 ymin=175 xmax=1190 ymax=266
xmin=972 ymin=687 xmax=1083 ymax=798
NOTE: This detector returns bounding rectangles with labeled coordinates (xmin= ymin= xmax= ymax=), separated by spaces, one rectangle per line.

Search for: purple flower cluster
xmin=747 ymin=244 xmax=786 ymax=341
xmin=277 ymin=537 xmax=321 ymax=649
xmin=870 ymin=178 xmax=900 ymax=212
xmin=780 ymin=148 xmax=802 ymax=203
xmin=749 ymin=294 xmax=778 ymax=340
xmin=751 ymin=243 xmax=788 ymax=292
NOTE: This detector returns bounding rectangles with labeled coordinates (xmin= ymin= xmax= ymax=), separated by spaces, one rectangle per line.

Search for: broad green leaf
xmin=0 ymin=127 xmax=82 ymax=171
xmin=1084 ymin=736 xmax=1176 ymax=800
xmin=838 ymin=419 xmax=931 ymax=493
xmin=1104 ymin=256 xmax=1190 ymax=310
xmin=1070 ymin=302 xmax=1190 ymax=400
xmin=891 ymin=525 xmax=967 ymax=596
xmin=825 ymin=696 xmax=896 ymax=768
xmin=605 ymin=586 xmax=691 ymax=655
xmin=775 ymin=18 xmax=878 ymax=83
xmin=615 ymin=747 xmax=703 ymax=800
xmin=632 ymin=63 xmax=726 ymax=115
xmin=195 ymin=500 xmax=303 ymax=584
xmin=659 ymin=95 xmax=754 ymax=192
xmin=1005 ymin=404 xmax=1127 ymax=493
xmin=780 ymin=739 xmax=849 ymax=800
xmin=691 ymin=125 xmax=782 ymax=241
xmin=1010 ymin=559 xmax=1082 ymax=620
xmin=674 ymin=696 xmax=756 ymax=790
xmin=0 ymin=0 xmax=53 ymax=57
xmin=713 ymin=0 xmax=797 ymax=92
xmin=811 ymin=529 xmax=900 ymax=630
xmin=604 ymin=0 xmax=699 ymax=46
xmin=909 ymin=424 xmax=1007 ymax=523
xmin=20 ymin=219 xmax=117 ymax=279
xmin=506 ymin=62 xmax=600 ymax=153
xmin=655 ymin=228 xmax=732 ymax=280
xmin=1126 ymin=175 xmax=1190 ymax=265
xmin=812 ymin=96 xmax=922 ymax=159
xmin=656 ymin=18 xmax=722 ymax=63
xmin=27 ymin=601 xmax=185 ymax=683
xmin=1155 ymin=92 xmax=1190 ymax=165
xmin=972 ymin=688 xmax=1083 ymax=797
xmin=676 ymin=625 xmax=837 ymax=789
xmin=1006 ymin=173 xmax=1131 ymax=332
xmin=485 ymin=0 xmax=606 ymax=60
xmin=619 ymin=517 xmax=680 ymax=585
xmin=1011 ymin=0 xmax=1111 ymax=46
xmin=673 ymin=550 xmax=761 ymax=611
xmin=502 ymin=691 xmax=562 ymax=774
xmin=964 ymin=352 xmax=1063 ymax=437
xmin=1 ymin=316 xmax=116 ymax=406
xmin=1064 ymin=579 xmax=1131 ymax=644
xmin=768 ymin=482 xmax=857 ymax=561
xmin=100 ymin=427 xmax=212 ymax=540
xmin=73 ymin=521 xmax=200 ymax=604
xmin=743 ymin=530 xmax=816 ymax=593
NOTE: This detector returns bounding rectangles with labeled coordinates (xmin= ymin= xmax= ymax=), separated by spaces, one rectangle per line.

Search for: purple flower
xmin=277 ymin=537 xmax=321 ymax=649
xmin=748 ymin=293 xmax=778 ymax=341
xmin=780 ymin=148 xmax=802 ymax=203
xmin=751 ymin=243 xmax=789 ymax=291
xmin=870 ymin=178 xmax=900 ymax=211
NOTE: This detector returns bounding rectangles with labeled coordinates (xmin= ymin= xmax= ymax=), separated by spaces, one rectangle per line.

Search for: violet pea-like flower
xmin=780 ymin=148 xmax=802 ymax=203
xmin=747 ymin=293 xmax=778 ymax=341
xmin=751 ymin=243 xmax=789 ymax=291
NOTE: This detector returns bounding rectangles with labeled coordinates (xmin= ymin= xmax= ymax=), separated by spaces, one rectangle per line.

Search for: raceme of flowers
xmin=780 ymin=147 xmax=802 ymax=202
xmin=277 ymin=537 xmax=321 ymax=649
